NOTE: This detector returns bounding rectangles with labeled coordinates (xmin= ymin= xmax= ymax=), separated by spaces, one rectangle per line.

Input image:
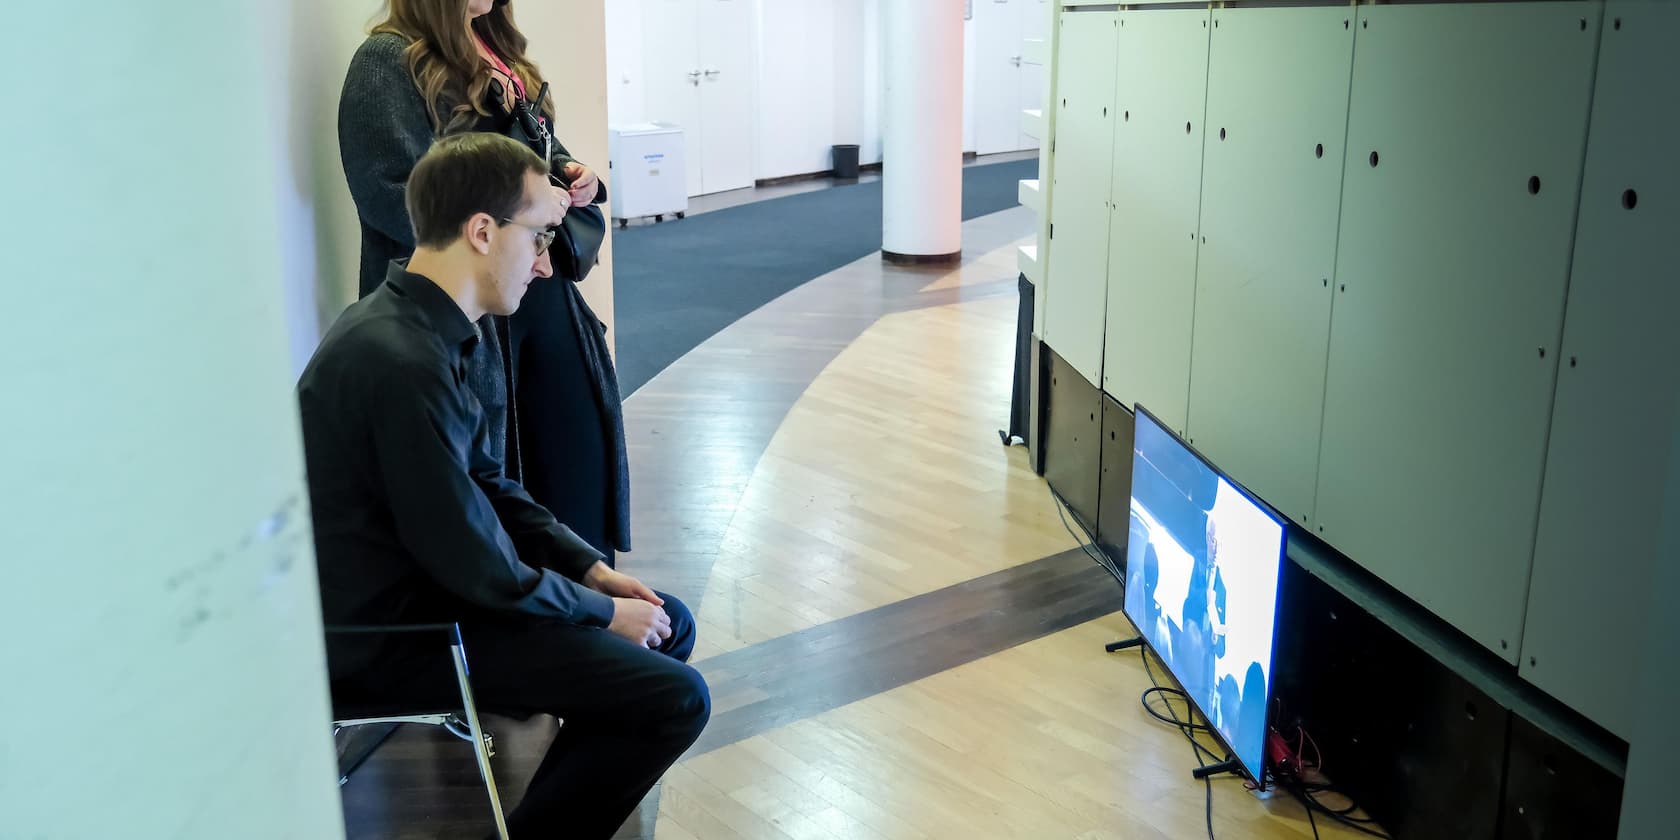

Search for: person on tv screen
xmin=1139 ymin=543 xmax=1176 ymax=659
xmin=1179 ymin=517 xmax=1227 ymax=698
xmin=1235 ymin=661 xmax=1269 ymax=755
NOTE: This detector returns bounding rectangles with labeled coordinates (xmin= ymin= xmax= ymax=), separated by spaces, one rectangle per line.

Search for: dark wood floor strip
xmin=686 ymin=547 xmax=1123 ymax=757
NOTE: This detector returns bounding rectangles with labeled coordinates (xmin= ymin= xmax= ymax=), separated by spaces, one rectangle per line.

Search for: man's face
xmin=480 ymin=170 xmax=561 ymax=316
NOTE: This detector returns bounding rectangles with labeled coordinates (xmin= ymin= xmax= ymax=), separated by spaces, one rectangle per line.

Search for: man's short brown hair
xmin=406 ymin=133 xmax=548 ymax=248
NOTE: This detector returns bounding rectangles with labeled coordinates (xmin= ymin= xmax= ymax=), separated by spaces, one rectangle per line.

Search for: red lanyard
xmin=474 ymin=32 xmax=527 ymax=101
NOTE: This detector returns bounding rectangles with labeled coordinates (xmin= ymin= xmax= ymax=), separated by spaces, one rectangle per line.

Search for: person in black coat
xmin=338 ymin=0 xmax=631 ymax=564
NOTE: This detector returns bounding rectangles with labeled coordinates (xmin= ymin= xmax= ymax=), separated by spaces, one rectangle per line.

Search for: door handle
xmin=1010 ymin=55 xmax=1022 ymax=67
xmin=687 ymin=69 xmax=701 ymax=86
xmin=703 ymin=69 xmax=721 ymax=79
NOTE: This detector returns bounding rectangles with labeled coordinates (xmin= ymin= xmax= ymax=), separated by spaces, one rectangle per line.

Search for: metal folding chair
xmin=327 ymin=623 xmax=509 ymax=840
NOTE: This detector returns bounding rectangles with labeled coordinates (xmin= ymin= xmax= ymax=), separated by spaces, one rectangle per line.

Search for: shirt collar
xmin=385 ymin=261 xmax=480 ymax=351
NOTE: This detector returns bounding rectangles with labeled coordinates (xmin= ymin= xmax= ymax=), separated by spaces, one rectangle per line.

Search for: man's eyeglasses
xmin=498 ymin=218 xmax=558 ymax=257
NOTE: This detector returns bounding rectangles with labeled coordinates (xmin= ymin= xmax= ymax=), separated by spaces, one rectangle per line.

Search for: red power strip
xmin=1267 ymin=730 xmax=1303 ymax=778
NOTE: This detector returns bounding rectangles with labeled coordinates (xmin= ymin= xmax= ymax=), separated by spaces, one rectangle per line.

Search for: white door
xmin=697 ymin=0 xmax=755 ymax=194
xmin=975 ymin=0 xmax=1048 ymax=154
xmin=641 ymin=0 xmax=705 ymax=196
xmin=1017 ymin=0 xmax=1046 ymax=150
xmin=974 ymin=0 xmax=1021 ymax=155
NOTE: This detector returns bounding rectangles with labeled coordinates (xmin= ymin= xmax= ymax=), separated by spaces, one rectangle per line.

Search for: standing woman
xmin=338 ymin=0 xmax=632 ymax=564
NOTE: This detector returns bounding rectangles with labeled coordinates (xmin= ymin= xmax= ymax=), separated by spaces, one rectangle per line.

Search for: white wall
xmin=279 ymin=0 xmax=384 ymax=375
xmin=608 ymin=0 xmax=977 ymax=180
xmin=833 ymin=0 xmax=867 ymax=148
xmin=605 ymin=0 xmax=648 ymax=128
xmin=522 ymin=0 xmax=618 ymax=349
xmin=861 ymin=0 xmax=883 ymax=164
xmin=756 ymin=0 xmax=842 ymax=179
xmin=755 ymin=0 xmax=969 ymax=178
xmin=2 ymin=2 xmax=346 ymax=835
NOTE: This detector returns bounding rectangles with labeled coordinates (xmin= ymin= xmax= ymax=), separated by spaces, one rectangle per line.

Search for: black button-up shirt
xmin=299 ymin=264 xmax=613 ymax=677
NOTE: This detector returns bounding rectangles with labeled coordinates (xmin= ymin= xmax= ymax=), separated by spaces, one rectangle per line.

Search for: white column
xmin=882 ymin=0 xmax=965 ymax=263
xmin=0 ymin=2 xmax=345 ymax=837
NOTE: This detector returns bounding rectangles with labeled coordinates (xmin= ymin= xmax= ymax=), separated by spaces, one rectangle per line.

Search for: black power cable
xmin=1280 ymin=783 xmax=1394 ymax=840
xmin=1135 ymin=647 xmax=1221 ymax=840
xmin=1135 ymin=646 xmax=1396 ymax=840
xmin=1268 ymin=727 xmax=1394 ymax=839
xmin=1303 ymin=787 xmax=1320 ymax=840
xmin=1049 ymin=487 xmax=1122 ymax=585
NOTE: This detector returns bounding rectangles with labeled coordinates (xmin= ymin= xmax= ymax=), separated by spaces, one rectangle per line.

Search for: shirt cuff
xmin=576 ymin=586 xmax=616 ymax=629
xmin=555 ymin=541 xmax=606 ymax=581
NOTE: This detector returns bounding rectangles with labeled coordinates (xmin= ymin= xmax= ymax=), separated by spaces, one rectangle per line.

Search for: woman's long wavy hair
xmin=372 ymin=0 xmax=552 ymax=135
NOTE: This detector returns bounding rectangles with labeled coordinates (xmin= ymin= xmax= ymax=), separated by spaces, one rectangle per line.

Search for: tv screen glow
xmin=1123 ymin=406 xmax=1286 ymax=784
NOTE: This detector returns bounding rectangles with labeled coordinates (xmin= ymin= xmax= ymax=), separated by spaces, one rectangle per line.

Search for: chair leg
xmin=451 ymin=643 xmax=511 ymax=840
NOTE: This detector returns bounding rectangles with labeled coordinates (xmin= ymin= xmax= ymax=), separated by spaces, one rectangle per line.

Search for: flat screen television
xmin=1123 ymin=404 xmax=1287 ymax=786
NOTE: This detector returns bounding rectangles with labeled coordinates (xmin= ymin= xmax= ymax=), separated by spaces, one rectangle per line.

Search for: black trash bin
xmin=832 ymin=144 xmax=860 ymax=180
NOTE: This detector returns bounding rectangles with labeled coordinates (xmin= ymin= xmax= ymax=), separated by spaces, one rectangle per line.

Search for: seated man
xmin=298 ymin=132 xmax=709 ymax=840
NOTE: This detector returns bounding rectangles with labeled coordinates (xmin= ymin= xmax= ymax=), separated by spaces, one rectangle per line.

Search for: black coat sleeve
xmin=549 ymin=137 xmax=609 ymax=205
xmin=468 ymin=424 xmax=607 ymax=582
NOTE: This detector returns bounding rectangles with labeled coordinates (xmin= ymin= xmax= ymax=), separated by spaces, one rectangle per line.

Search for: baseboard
xmin=882 ymin=249 xmax=961 ymax=266
xmin=754 ymin=170 xmax=845 ymax=188
xmin=751 ymin=155 xmax=983 ymax=188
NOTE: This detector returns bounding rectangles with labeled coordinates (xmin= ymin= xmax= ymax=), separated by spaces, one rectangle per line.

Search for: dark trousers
xmin=367 ymin=593 xmax=709 ymax=839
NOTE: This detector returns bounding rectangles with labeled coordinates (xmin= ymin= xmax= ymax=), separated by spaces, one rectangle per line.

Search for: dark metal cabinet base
xmin=1273 ymin=561 xmax=1507 ymax=839
xmin=1040 ymin=345 xmax=1102 ymax=534
xmin=1503 ymin=714 xmax=1624 ymax=840
xmin=1274 ymin=543 xmax=1626 ymax=839
xmin=1094 ymin=395 xmax=1135 ymax=572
